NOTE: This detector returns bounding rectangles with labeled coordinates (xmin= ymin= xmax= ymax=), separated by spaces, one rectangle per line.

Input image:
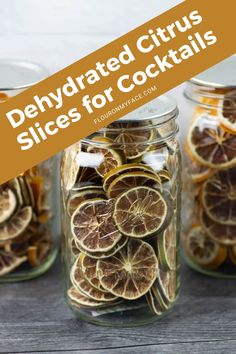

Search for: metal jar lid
xmin=118 ymin=94 xmax=178 ymax=125
xmin=189 ymin=55 xmax=236 ymax=89
xmin=0 ymin=59 xmax=49 ymax=91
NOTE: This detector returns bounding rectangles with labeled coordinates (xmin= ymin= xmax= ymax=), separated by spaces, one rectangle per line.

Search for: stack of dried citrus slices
xmin=0 ymin=167 xmax=53 ymax=276
xmin=183 ymin=93 xmax=236 ymax=272
xmin=63 ymin=131 xmax=178 ymax=317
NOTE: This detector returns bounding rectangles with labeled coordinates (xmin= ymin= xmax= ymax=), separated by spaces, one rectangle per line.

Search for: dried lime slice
xmin=97 ymin=239 xmax=158 ymax=300
xmin=107 ymin=171 xmax=162 ymax=199
xmin=158 ymin=170 xmax=171 ymax=183
xmin=70 ymin=260 xmax=118 ymax=301
xmin=62 ymin=143 xmax=81 ymax=190
xmin=71 ymin=198 xmax=122 ymax=253
xmin=0 ymin=206 xmax=32 ymax=241
xmin=18 ymin=176 xmax=35 ymax=207
xmin=114 ymin=186 xmax=167 ymax=238
xmin=0 ymin=189 xmax=17 ymax=224
xmin=79 ymin=253 xmax=108 ymax=292
xmin=0 ymin=250 xmax=27 ymax=276
xmin=158 ymin=224 xmax=176 ymax=271
xmin=146 ymin=290 xmax=164 ymax=316
xmin=67 ymin=189 xmax=105 ymax=216
xmin=157 ymin=270 xmax=177 ymax=305
xmin=67 ymin=286 xmax=106 ymax=308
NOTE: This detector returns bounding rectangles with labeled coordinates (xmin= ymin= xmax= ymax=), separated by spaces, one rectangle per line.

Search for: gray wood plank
xmin=0 ymin=258 xmax=236 ymax=353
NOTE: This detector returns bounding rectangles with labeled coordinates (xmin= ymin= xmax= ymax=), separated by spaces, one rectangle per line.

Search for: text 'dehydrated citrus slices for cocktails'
xmin=158 ymin=224 xmax=176 ymax=271
xmin=70 ymin=260 xmax=117 ymax=302
xmin=79 ymin=253 xmax=108 ymax=292
xmin=114 ymin=186 xmax=167 ymax=238
xmin=71 ymin=198 xmax=122 ymax=253
xmin=184 ymin=226 xmax=227 ymax=268
xmin=0 ymin=206 xmax=32 ymax=241
xmin=0 ymin=188 xmax=17 ymax=224
xmin=202 ymin=167 xmax=236 ymax=226
xmin=0 ymin=250 xmax=27 ymax=276
xmin=200 ymin=211 xmax=236 ymax=245
xmin=187 ymin=115 xmax=236 ymax=169
xmin=97 ymin=239 xmax=158 ymax=300
xmin=103 ymin=163 xmax=157 ymax=192
xmin=67 ymin=286 xmax=107 ymax=309
xmin=218 ymin=92 xmax=236 ymax=133
xmin=67 ymin=188 xmax=105 ymax=216
xmin=107 ymin=171 xmax=162 ymax=199
xmin=87 ymin=136 xmax=124 ymax=177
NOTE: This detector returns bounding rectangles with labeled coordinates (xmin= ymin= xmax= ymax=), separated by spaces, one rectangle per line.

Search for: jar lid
xmin=0 ymin=59 xmax=49 ymax=90
xmin=119 ymin=94 xmax=178 ymax=124
xmin=189 ymin=55 xmax=236 ymax=89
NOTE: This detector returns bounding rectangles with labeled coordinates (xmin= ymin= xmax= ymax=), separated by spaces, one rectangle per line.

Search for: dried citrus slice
xmin=158 ymin=224 xmax=176 ymax=271
xmin=74 ymin=236 xmax=128 ymax=259
xmin=202 ymin=167 xmax=236 ymax=226
xmin=70 ymin=238 xmax=80 ymax=257
xmin=200 ymin=211 xmax=236 ymax=245
xmin=0 ymin=250 xmax=27 ymax=276
xmin=146 ymin=290 xmax=164 ymax=316
xmin=67 ymin=189 xmax=105 ymax=216
xmin=106 ymin=122 xmax=155 ymax=160
xmin=158 ymin=170 xmax=171 ymax=183
xmin=187 ymin=115 xmax=236 ymax=169
xmin=229 ymin=245 xmax=236 ymax=265
xmin=77 ymin=167 xmax=101 ymax=185
xmin=97 ymin=239 xmax=158 ymax=300
xmin=103 ymin=163 xmax=157 ymax=192
xmin=107 ymin=171 xmax=162 ymax=199
xmin=79 ymin=253 xmax=108 ymax=292
xmin=87 ymin=136 xmax=124 ymax=177
xmin=61 ymin=143 xmax=80 ymax=190
xmin=18 ymin=176 xmax=35 ymax=207
xmin=218 ymin=91 xmax=236 ymax=133
xmin=71 ymin=260 xmax=117 ymax=301
xmin=0 ymin=188 xmax=17 ymax=224
xmin=114 ymin=186 xmax=167 ymax=238
xmin=184 ymin=226 xmax=227 ymax=268
xmin=71 ymin=198 xmax=122 ymax=253
xmin=156 ymin=270 xmax=177 ymax=305
xmin=0 ymin=206 xmax=32 ymax=242
xmin=67 ymin=286 xmax=106 ymax=308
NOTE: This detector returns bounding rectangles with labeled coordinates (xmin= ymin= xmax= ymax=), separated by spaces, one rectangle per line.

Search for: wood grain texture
xmin=0 ymin=258 xmax=236 ymax=354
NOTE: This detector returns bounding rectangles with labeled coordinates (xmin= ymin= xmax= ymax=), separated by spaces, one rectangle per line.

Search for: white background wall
xmin=0 ymin=0 xmax=185 ymax=132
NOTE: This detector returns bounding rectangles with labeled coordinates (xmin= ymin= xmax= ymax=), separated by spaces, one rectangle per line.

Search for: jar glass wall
xmin=0 ymin=60 xmax=58 ymax=281
xmin=61 ymin=95 xmax=181 ymax=326
xmin=182 ymin=56 xmax=236 ymax=278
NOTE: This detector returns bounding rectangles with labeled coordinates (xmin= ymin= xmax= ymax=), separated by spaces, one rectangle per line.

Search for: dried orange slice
xmin=0 ymin=206 xmax=32 ymax=241
xmin=106 ymin=122 xmax=155 ymax=160
xmin=0 ymin=92 xmax=9 ymax=103
xmin=97 ymin=239 xmax=158 ymax=300
xmin=0 ymin=250 xmax=27 ymax=276
xmin=0 ymin=188 xmax=17 ymax=223
xmin=71 ymin=199 xmax=122 ymax=253
xmin=158 ymin=224 xmax=176 ymax=271
xmin=67 ymin=188 xmax=105 ymax=216
xmin=202 ymin=167 xmax=236 ymax=225
xmin=218 ymin=91 xmax=236 ymax=133
xmin=87 ymin=136 xmax=124 ymax=177
xmin=71 ymin=260 xmax=117 ymax=301
xmin=61 ymin=143 xmax=81 ymax=190
xmin=67 ymin=286 xmax=106 ymax=308
xmin=184 ymin=226 xmax=227 ymax=268
xmin=79 ymin=253 xmax=108 ymax=292
xmin=107 ymin=171 xmax=162 ymax=199
xmin=187 ymin=115 xmax=236 ymax=169
xmin=103 ymin=163 xmax=157 ymax=192
xmin=200 ymin=211 xmax=236 ymax=245
xmin=114 ymin=186 xmax=167 ymax=238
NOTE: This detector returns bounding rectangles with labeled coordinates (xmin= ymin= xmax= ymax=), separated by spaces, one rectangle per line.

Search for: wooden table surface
xmin=0 ymin=257 xmax=236 ymax=354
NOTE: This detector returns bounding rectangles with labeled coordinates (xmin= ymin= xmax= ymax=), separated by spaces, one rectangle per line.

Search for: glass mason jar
xmin=182 ymin=56 xmax=236 ymax=278
xmin=61 ymin=95 xmax=181 ymax=326
xmin=0 ymin=59 xmax=58 ymax=282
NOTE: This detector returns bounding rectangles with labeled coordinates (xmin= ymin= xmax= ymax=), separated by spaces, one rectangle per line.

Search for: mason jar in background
xmin=0 ymin=59 xmax=58 ymax=282
xmin=61 ymin=95 xmax=181 ymax=326
xmin=182 ymin=56 xmax=236 ymax=278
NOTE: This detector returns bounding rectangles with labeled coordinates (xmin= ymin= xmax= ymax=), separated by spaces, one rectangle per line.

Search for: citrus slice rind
xmin=201 ymin=167 xmax=236 ymax=226
xmin=0 ymin=206 xmax=32 ymax=241
xmin=79 ymin=253 xmax=108 ymax=292
xmin=200 ymin=210 xmax=236 ymax=246
xmin=0 ymin=250 xmax=27 ymax=276
xmin=67 ymin=189 xmax=106 ymax=216
xmin=74 ymin=236 xmax=128 ymax=259
xmin=67 ymin=286 xmax=107 ymax=309
xmin=70 ymin=260 xmax=117 ymax=302
xmin=114 ymin=186 xmax=167 ymax=238
xmin=97 ymin=239 xmax=158 ymax=300
xmin=158 ymin=224 xmax=176 ymax=271
xmin=107 ymin=171 xmax=162 ymax=199
xmin=156 ymin=270 xmax=177 ymax=305
xmin=187 ymin=115 xmax=236 ymax=169
xmin=158 ymin=170 xmax=171 ymax=183
xmin=146 ymin=290 xmax=164 ymax=316
xmin=71 ymin=198 xmax=122 ymax=253
xmin=18 ymin=176 xmax=35 ymax=207
xmin=0 ymin=189 xmax=17 ymax=224
xmin=184 ymin=225 xmax=227 ymax=269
